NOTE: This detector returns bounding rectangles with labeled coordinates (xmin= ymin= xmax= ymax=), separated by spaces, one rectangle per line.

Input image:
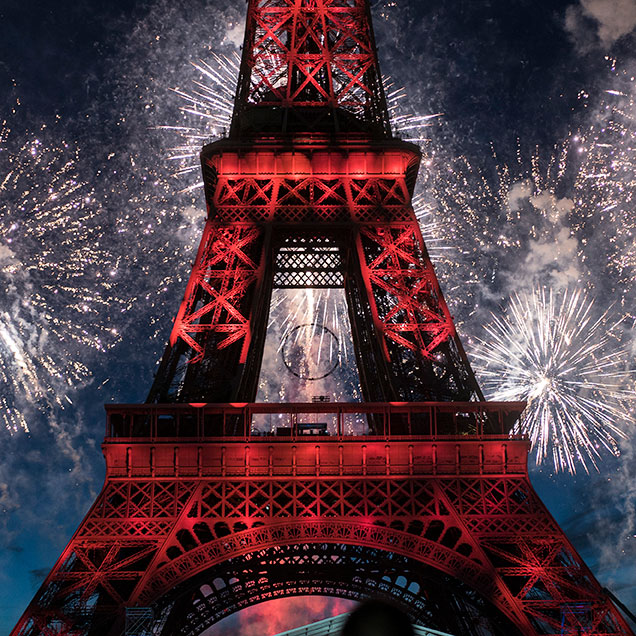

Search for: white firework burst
xmin=157 ymin=52 xmax=239 ymax=191
xmin=472 ymin=287 xmax=634 ymax=474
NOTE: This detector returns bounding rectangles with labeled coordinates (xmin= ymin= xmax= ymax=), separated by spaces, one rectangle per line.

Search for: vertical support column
xmin=235 ymin=226 xmax=274 ymax=402
xmin=354 ymin=219 xmax=482 ymax=402
xmin=149 ymin=222 xmax=271 ymax=403
xmin=343 ymin=228 xmax=398 ymax=406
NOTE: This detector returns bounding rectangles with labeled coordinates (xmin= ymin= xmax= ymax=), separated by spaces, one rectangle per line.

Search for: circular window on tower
xmin=281 ymin=323 xmax=339 ymax=380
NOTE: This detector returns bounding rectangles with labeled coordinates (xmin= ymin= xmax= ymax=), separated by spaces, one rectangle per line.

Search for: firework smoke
xmin=257 ymin=288 xmax=360 ymax=406
xmin=575 ymin=58 xmax=636 ymax=296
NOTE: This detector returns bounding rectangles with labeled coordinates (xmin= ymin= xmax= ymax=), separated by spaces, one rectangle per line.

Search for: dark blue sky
xmin=0 ymin=0 xmax=594 ymax=140
xmin=1 ymin=0 xmax=635 ymax=633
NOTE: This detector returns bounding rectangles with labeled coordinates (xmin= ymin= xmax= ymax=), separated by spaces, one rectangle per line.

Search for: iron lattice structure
xmin=11 ymin=1 xmax=634 ymax=635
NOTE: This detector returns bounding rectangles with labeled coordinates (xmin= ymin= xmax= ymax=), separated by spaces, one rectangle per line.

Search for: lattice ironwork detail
xmin=210 ymin=175 xmax=412 ymax=224
xmin=12 ymin=440 xmax=634 ymax=636
xmin=124 ymin=607 xmax=153 ymax=636
xmin=154 ymin=149 xmax=481 ymax=403
xmin=168 ymin=222 xmax=263 ymax=364
xmin=274 ymin=234 xmax=344 ymax=288
xmin=356 ymin=224 xmax=455 ymax=359
xmin=155 ymin=544 xmax=521 ymax=636
xmin=231 ymin=0 xmax=391 ymax=135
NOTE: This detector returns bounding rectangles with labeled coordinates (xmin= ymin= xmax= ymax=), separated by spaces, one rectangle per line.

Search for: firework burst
xmin=157 ymin=52 xmax=238 ymax=191
xmin=472 ymin=287 xmax=634 ymax=474
xmin=425 ymin=58 xmax=636 ymax=325
xmin=575 ymin=57 xmax=636 ymax=297
xmin=422 ymin=139 xmax=595 ymax=326
xmin=257 ymin=288 xmax=360 ymax=404
xmin=0 ymin=104 xmax=123 ymax=431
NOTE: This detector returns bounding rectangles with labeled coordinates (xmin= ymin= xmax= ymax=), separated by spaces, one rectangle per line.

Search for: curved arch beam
xmin=153 ymin=541 xmax=522 ymax=636
xmin=135 ymin=519 xmax=527 ymax=630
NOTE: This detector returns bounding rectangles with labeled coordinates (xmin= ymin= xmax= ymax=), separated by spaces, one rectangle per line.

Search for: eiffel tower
xmin=11 ymin=1 xmax=634 ymax=635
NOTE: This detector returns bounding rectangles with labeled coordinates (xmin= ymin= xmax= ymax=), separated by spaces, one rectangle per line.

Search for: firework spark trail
xmin=0 ymin=103 xmax=126 ymax=432
xmin=273 ymin=289 xmax=351 ymax=364
xmin=473 ymin=287 xmax=634 ymax=474
xmin=575 ymin=58 xmax=636 ymax=299
xmin=157 ymin=52 xmax=239 ymax=191
xmin=259 ymin=288 xmax=360 ymax=404
xmin=411 ymin=192 xmax=450 ymax=264
xmin=159 ymin=53 xmax=443 ymax=189
xmin=383 ymin=77 xmax=442 ymax=143
xmin=424 ymin=58 xmax=636 ymax=327
xmin=422 ymin=139 xmax=596 ymax=324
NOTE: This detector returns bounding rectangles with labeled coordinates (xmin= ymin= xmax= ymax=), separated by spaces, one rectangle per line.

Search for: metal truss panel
xmin=274 ymin=234 xmax=344 ymax=288
xmin=11 ymin=436 xmax=633 ymax=636
xmin=168 ymin=222 xmax=264 ymax=363
xmin=232 ymin=0 xmax=391 ymax=135
xmin=155 ymin=544 xmax=518 ymax=636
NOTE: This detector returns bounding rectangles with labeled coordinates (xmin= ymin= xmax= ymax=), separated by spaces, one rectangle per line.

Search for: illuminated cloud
xmin=565 ymin=0 xmax=636 ymax=50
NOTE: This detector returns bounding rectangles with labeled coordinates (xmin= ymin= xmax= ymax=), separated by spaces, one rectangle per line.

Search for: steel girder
xmin=148 ymin=140 xmax=482 ymax=403
xmin=10 ymin=437 xmax=633 ymax=636
xmin=231 ymin=0 xmax=391 ymax=135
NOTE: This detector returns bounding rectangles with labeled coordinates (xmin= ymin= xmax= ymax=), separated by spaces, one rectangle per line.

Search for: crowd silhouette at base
xmin=341 ymin=601 xmax=415 ymax=636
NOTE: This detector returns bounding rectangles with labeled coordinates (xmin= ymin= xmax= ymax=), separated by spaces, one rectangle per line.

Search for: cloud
xmin=503 ymin=182 xmax=581 ymax=292
xmin=211 ymin=596 xmax=356 ymax=636
xmin=177 ymin=205 xmax=206 ymax=247
xmin=508 ymin=180 xmax=533 ymax=212
xmin=520 ymin=226 xmax=581 ymax=290
xmin=0 ymin=244 xmax=17 ymax=261
xmin=29 ymin=568 xmax=50 ymax=585
xmin=0 ymin=481 xmax=19 ymax=513
xmin=5 ymin=544 xmax=23 ymax=553
xmin=224 ymin=22 xmax=244 ymax=48
xmin=529 ymin=192 xmax=574 ymax=223
xmin=565 ymin=0 xmax=636 ymax=51
xmin=508 ymin=180 xmax=574 ymax=223
xmin=180 ymin=204 xmax=205 ymax=225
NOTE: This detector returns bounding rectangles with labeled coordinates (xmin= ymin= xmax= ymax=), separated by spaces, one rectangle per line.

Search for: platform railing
xmin=105 ymin=401 xmax=526 ymax=441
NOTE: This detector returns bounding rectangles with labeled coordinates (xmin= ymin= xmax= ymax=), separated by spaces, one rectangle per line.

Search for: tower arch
xmin=150 ymin=540 xmax=524 ymax=636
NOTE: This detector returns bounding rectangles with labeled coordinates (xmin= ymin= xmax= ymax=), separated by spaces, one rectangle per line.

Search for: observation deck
xmin=103 ymin=401 xmax=529 ymax=479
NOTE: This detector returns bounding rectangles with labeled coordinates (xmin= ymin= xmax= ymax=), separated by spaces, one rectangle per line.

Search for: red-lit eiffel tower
xmin=12 ymin=1 xmax=634 ymax=635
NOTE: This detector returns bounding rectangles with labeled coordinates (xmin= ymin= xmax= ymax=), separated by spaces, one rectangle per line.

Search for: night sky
xmin=1 ymin=0 xmax=635 ymax=633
